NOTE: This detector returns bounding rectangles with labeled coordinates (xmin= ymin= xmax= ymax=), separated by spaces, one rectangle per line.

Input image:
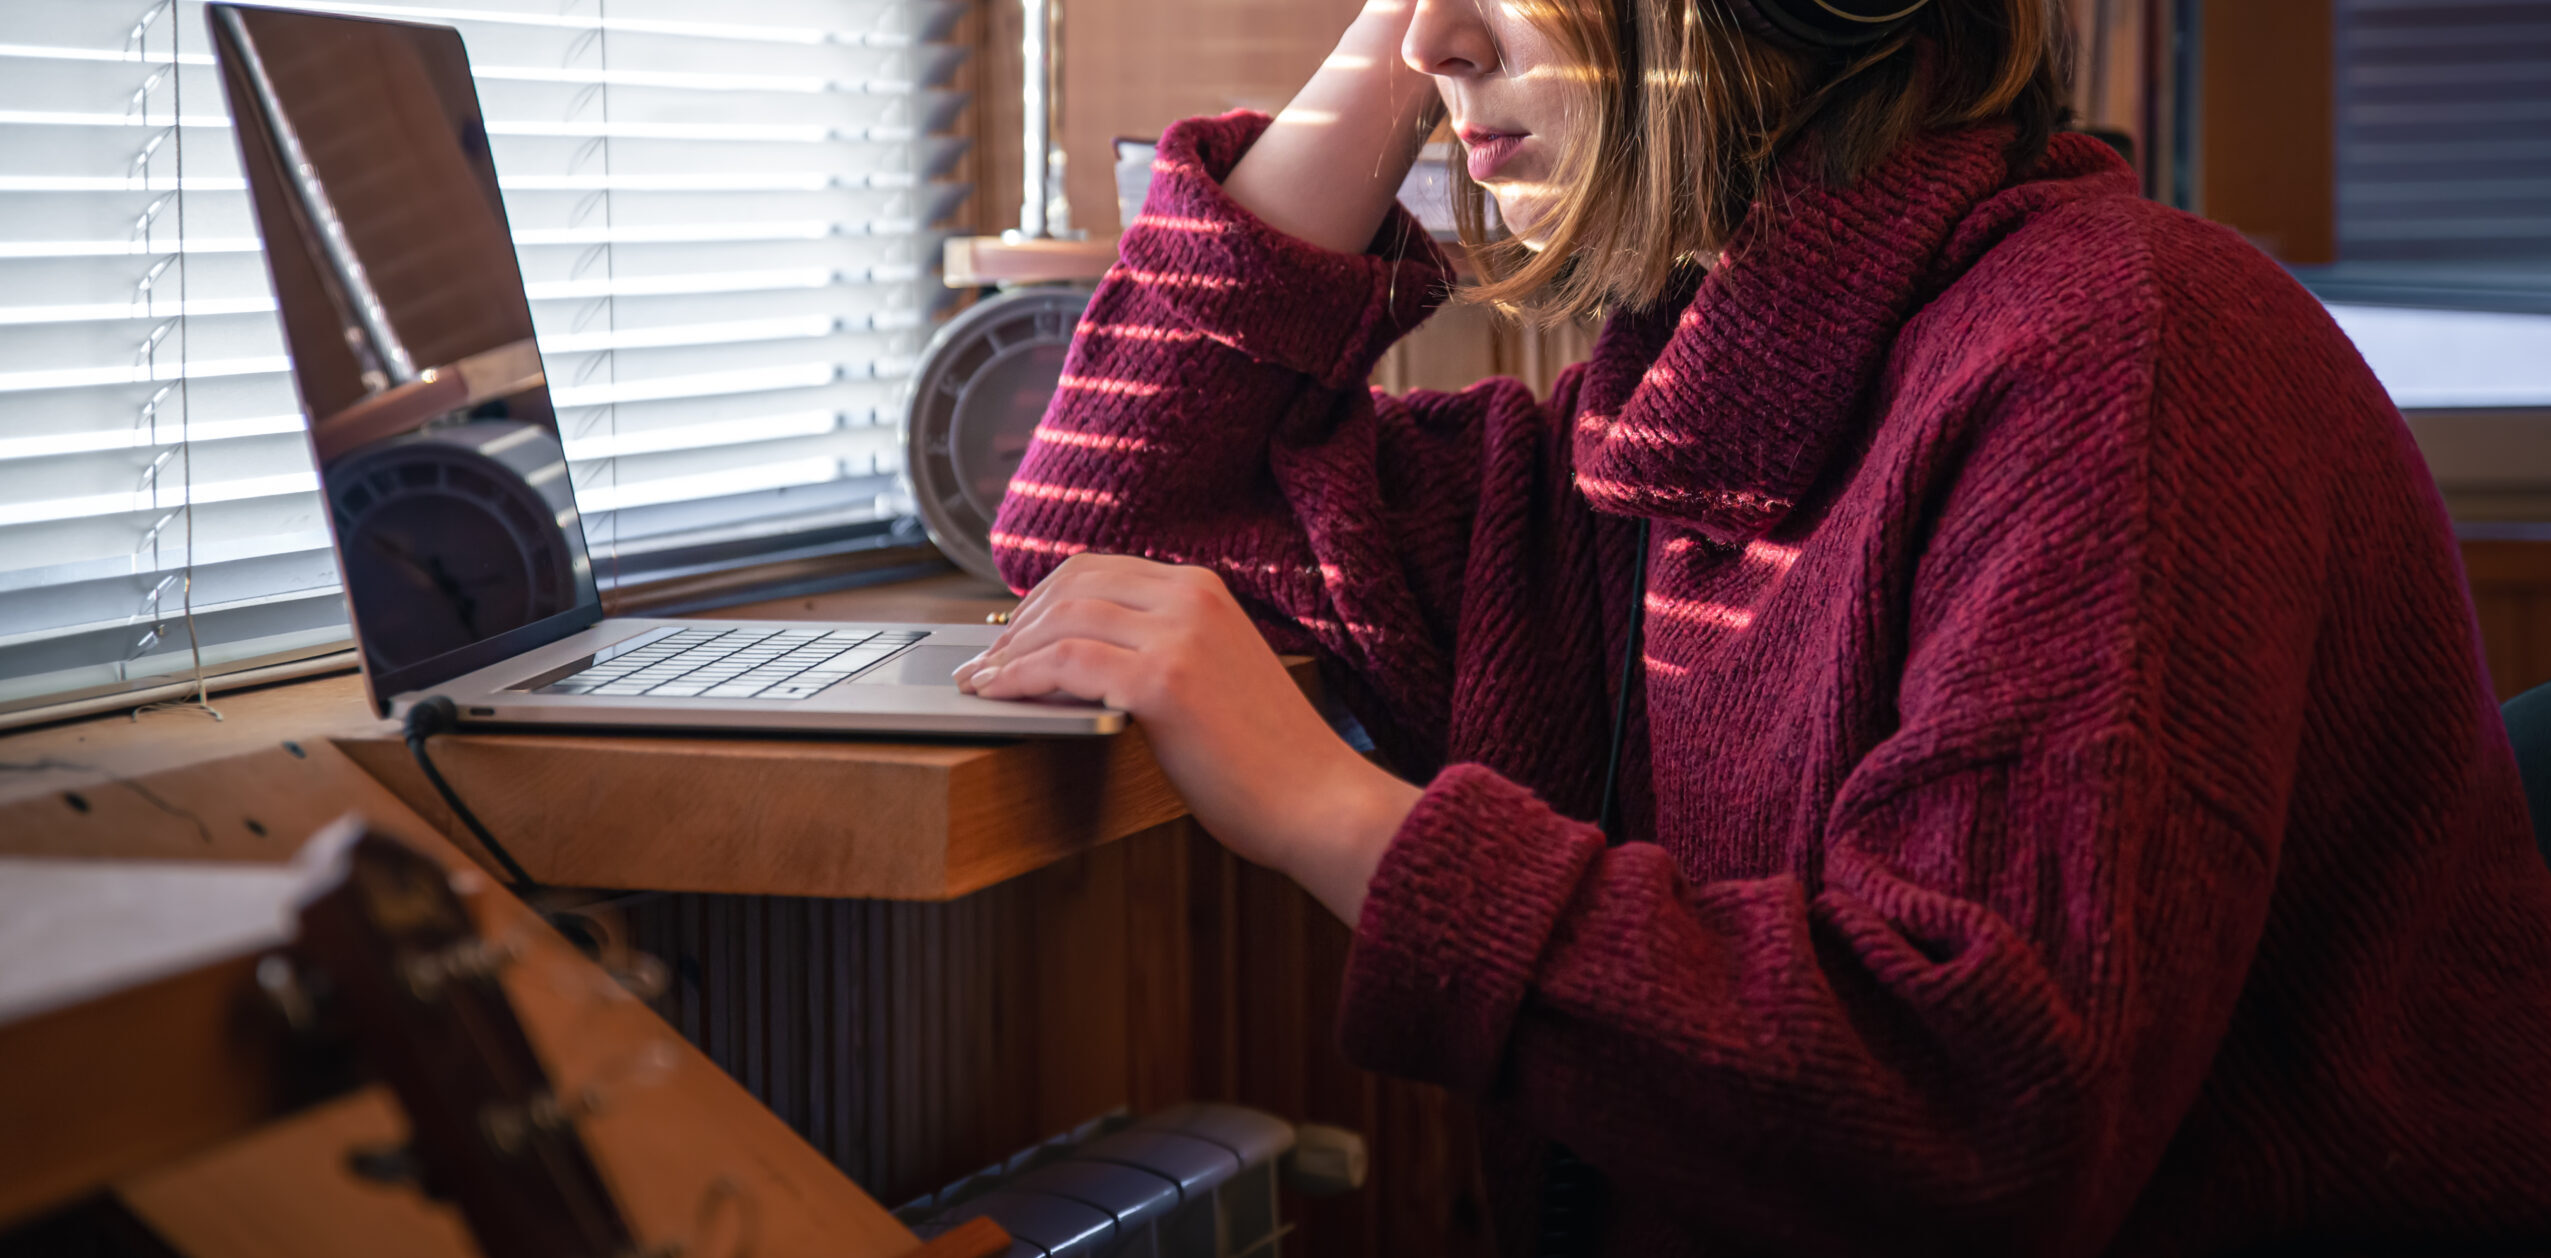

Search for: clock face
xmin=326 ymin=420 xmax=586 ymax=672
xmin=903 ymin=288 xmax=1093 ymax=584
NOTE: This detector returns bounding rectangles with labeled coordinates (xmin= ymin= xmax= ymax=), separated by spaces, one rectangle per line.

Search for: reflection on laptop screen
xmin=211 ymin=4 xmax=598 ymax=711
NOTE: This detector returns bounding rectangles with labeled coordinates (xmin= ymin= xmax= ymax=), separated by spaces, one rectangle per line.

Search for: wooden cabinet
xmin=624 ymin=821 xmax=1497 ymax=1258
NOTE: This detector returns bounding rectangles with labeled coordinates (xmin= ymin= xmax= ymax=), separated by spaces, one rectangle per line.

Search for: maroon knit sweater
xmin=994 ymin=112 xmax=2551 ymax=1255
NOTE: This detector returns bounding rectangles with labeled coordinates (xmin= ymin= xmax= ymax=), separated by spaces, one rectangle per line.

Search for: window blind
xmin=0 ymin=0 xmax=966 ymax=719
xmin=2303 ymin=0 xmax=2551 ymax=407
xmin=2302 ymin=0 xmax=2551 ymax=315
xmin=2336 ymin=0 xmax=2551 ymax=264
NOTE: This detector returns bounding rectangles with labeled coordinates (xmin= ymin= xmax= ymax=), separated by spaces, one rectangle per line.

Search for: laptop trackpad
xmin=855 ymin=644 xmax=977 ymax=687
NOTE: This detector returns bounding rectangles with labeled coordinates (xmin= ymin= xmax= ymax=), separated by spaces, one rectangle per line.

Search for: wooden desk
xmin=1 ymin=572 xmax=1229 ymax=900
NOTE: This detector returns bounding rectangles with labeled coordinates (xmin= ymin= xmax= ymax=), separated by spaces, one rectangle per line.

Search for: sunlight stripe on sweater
xmin=1032 ymin=423 xmax=1153 ymax=453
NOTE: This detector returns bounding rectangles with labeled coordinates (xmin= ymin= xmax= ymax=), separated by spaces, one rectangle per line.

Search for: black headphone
xmin=1735 ymin=0 xmax=1932 ymax=49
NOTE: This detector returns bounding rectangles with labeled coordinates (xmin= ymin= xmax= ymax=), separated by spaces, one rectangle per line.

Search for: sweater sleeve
xmin=1337 ymin=323 xmax=2333 ymax=1253
xmin=991 ymin=111 xmax=1593 ymax=765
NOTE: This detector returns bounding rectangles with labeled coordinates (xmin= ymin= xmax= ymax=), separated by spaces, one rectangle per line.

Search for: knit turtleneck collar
xmin=1571 ymin=124 xmax=2133 ymax=545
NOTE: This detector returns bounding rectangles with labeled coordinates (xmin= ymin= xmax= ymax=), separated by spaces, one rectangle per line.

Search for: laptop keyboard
xmin=536 ymin=627 xmax=931 ymax=700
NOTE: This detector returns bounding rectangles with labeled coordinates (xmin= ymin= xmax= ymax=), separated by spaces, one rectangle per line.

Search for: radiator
xmin=898 ymin=1105 xmax=1294 ymax=1258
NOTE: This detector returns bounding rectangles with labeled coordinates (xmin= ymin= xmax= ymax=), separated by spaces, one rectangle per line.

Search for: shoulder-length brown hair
xmin=1455 ymin=0 xmax=2074 ymax=323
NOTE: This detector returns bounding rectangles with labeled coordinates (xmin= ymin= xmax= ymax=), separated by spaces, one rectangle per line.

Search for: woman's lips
xmin=1459 ymin=127 xmax=1528 ymax=181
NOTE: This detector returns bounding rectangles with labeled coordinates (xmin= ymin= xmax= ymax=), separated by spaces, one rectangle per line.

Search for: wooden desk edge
xmin=0 ymin=573 xmax=1298 ymax=902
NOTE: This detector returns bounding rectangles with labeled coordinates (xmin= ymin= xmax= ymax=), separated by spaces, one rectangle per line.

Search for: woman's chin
xmin=1491 ymin=194 xmax=1556 ymax=250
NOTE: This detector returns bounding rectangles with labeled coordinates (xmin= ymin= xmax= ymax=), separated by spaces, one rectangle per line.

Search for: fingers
xmin=999 ymin=554 xmax=1165 ymax=637
xmin=959 ymin=553 xmax=1242 ymax=699
xmin=994 ymin=554 xmax=1221 ymax=656
xmin=955 ymin=595 xmax=1150 ymax=688
xmin=964 ymin=637 xmax=1147 ymax=707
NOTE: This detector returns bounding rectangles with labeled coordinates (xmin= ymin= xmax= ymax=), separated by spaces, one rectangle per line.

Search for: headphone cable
xmin=1596 ymin=518 xmax=1651 ymax=842
xmin=1537 ymin=516 xmax=1651 ymax=1258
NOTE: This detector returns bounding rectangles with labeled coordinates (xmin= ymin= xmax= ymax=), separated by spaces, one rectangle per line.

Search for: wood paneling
xmin=2463 ymin=539 xmax=2551 ymax=702
xmin=2067 ymin=0 xmax=2149 ymax=140
xmin=969 ymin=0 xmax=1023 ymax=238
xmin=621 ymin=830 xmax=1170 ymax=1212
xmin=1052 ymin=0 xmax=1365 ymax=237
xmin=1194 ymin=846 xmax=1495 ymax=1257
xmin=2195 ymin=0 xmax=2336 ymax=263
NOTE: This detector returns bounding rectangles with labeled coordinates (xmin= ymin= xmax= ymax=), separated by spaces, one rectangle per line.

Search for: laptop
xmin=209 ymin=3 xmax=1120 ymax=737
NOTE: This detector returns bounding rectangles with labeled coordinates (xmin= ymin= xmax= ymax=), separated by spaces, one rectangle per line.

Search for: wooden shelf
xmin=943 ymin=235 xmax=1119 ymax=287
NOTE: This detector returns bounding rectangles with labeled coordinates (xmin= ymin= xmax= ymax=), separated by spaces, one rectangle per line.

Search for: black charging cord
xmin=401 ymin=701 xmax=673 ymax=973
xmin=402 ymin=695 xmax=541 ymax=892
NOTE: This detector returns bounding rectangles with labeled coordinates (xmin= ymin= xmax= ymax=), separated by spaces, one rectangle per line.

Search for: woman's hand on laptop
xmin=954 ymin=553 xmax=1420 ymax=925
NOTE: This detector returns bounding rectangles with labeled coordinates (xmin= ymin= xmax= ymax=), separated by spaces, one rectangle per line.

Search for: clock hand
xmin=419 ymin=553 xmax=482 ymax=636
xmin=362 ymin=531 xmax=481 ymax=634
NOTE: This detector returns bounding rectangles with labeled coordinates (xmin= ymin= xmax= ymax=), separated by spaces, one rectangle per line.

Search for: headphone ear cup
xmin=1725 ymin=0 xmax=1807 ymax=48
xmin=1729 ymin=0 xmax=1930 ymax=50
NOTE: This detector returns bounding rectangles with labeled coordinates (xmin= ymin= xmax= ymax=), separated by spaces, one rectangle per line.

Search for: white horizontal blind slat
xmin=0 ymin=0 xmax=964 ymax=718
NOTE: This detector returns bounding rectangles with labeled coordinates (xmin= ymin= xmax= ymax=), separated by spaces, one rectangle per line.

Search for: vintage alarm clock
xmin=899 ymin=286 xmax=1093 ymax=584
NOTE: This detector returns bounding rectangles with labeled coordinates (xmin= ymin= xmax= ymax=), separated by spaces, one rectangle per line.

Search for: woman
xmin=958 ymin=0 xmax=2551 ymax=1250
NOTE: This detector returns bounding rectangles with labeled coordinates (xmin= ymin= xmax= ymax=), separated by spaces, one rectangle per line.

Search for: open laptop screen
xmin=211 ymin=4 xmax=601 ymax=714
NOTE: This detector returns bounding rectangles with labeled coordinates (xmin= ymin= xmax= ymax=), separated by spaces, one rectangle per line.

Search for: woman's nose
xmin=1403 ymin=0 xmax=1499 ymax=79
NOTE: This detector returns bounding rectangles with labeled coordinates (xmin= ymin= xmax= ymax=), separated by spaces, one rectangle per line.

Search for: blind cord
xmin=132 ymin=0 xmax=221 ymax=725
xmin=402 ymin=696 xmax=542 ymax=893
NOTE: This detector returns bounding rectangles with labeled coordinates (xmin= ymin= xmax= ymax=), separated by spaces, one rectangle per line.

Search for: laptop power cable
xmin=401 ymin=699 xmax=676 ymax=973
xmin=402 ymin=695 xmax=542 ymax=893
